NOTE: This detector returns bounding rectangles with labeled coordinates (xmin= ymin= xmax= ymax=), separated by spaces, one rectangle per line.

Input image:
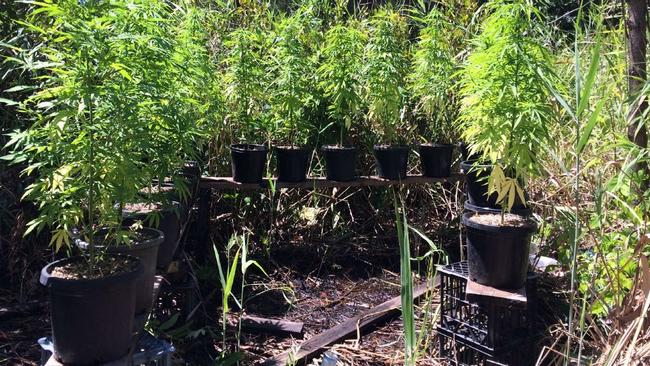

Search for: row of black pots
xmin=461 ymin=161 xmax=535 ymax=290
xmin=231 ymin=143 xmax=455 ymax=183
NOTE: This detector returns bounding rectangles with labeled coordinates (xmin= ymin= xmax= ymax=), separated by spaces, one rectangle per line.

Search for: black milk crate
xmin=438 ymin=261 xmax=538 ymax=352
xmin=437 ymin=326 xmax=532 ymax=366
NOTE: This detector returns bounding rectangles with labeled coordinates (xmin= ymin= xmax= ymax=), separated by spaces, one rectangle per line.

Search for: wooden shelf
xmin=199 ymin=173 xmax=463 ymax=190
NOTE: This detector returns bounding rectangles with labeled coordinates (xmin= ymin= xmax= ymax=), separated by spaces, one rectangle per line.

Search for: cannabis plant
xmin=408 ymin=8 xmax=457 ymax=143
xmin=222 ymin=27 xmax=272 ymax=143
xmin=457 ymin=0 xmax=556 ymax=210
xmin=318 ymin=20 xmax=367 ymax=146
xmin=269 ymin=12 xmax=319 ymax=146
xmin=363 ymin=7 xmax=409 ymax=145
xmin=4 ymin=0 xmax=207 ymax=268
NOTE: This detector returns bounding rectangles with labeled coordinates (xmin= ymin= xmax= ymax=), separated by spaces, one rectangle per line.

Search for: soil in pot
xmin=78 ymin=228 xmax=164 ymax=317
xmin=230 ymin=144 xmax=268 ymax=183
xmin=419 ymin=143 xmax=453 ymax=178
xmin=122 ymin=201 xmax=181 ymax=270
xmin=460 ymin=161 xmax=527 ymax=209
xmin=322 ymin=145 xmax=357 ymax=182
xmin=463 ymin=212 xmax=536 ymax=289
xmin=40 ymin=254 xmax=143 ymax=364
xmin=374 ymin=145 xmax=410 ymax=180
xmin=276 ymin=146 xmax=310 ymax=182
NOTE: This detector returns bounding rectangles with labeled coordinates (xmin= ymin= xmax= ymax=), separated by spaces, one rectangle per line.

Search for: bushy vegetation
xmin=2 ymin=0 xmax=650 ymax=364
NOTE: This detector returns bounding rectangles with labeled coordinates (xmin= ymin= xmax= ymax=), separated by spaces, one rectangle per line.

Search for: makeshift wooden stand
xmin=198 ymin=174 xmax=462 ymax=365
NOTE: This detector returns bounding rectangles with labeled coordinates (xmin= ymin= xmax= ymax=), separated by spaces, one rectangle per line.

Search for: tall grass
xmin=393 ymin=188 xmax=415 ymax=365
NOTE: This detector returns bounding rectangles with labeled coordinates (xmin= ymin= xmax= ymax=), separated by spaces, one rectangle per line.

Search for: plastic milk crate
xmin=437 ymin=261 xmax=538 ymax=364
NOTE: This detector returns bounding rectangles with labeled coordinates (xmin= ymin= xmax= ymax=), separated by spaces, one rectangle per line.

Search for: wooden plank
xmin=261 ymin=282 xmax=432 ymax=366
xmin=465 ymin=278 xmax=527 ymax=305
xmin=199 ymin=174 xmax=463 ymax=190
xmin=240 ymin=316 xmax=304 ymax=336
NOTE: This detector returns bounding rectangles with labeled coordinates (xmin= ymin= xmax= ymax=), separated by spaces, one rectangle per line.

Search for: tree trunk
xmin=626 ymin=0 xmax=649 ymax=190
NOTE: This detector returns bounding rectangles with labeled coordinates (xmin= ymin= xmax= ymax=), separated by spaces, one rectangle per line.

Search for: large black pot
xmin=123 ymin=202 xmax=181 ymax=270
xmin=77 ymin=228 xmax=164 ymax=317
xmin=40 ymin=254 xmax=143 ymax=364
xmin=463 ymin=213 xmax=536 ymax=289
xmin=322 ymin=145 xmax=357 ymax=182
xmin=276 ymin=146 xmax=310 ymax=182
xmin=230 ymin=144 xmax=268 ymax=183
xmin=374 ymin=145 xmax=409 ymax=180
xmin=419 ymin=143 xmax=453 ymax=178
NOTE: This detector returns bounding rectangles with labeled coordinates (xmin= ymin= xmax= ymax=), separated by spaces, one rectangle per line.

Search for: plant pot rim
xmin=76 ymin=227 xmax=165 ymax=252
xmin=322 ymin=145 xmax=357 ymax=151
xmin=275 ymin=145 xmax=310 ymax=151
xmin=419 ymin=142 xmax=454 ymax=148
xmin=40 ymin=254 xmax=143 ymax=289
xmin=462 ymin=212 xmax=537 ymax=233
xmin=373 ymin=144 xmax=410 ymax=150
xmin=230 ymin=143 xmax=268 ymax=152
xmin=460 ymin=160 xmax=492 ymax=169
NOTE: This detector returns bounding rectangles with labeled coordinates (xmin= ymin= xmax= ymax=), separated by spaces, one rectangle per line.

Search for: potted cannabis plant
xmin=457 ymin=0 xmax=555 ymax=289
xmin=121 ymin=5 xmax=214 ymax=271
xmin=270 ymin=12 xmax=319 ymax=182
xmin=3 ymin=1 xmax=207 ymax=362
xmin=409 ymin=9 xmax=457 ymax=178
xmin=224 ymin=28 xmax=271 ymax=183
xmin=317 ymin=20 xmax=366 ymax=181
xmin=364 ymin=7 xmax=410 ymax=180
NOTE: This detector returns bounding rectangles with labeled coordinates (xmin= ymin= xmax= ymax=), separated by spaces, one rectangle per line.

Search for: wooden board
xmin=240 ymin=316 xmax=304 ymax=336
xmin=261 ymin=282 xmax=432 ymax=366
xmin=465 ymin=278 xmax=527 ymax=305
xmin=200 ymin=174 xmax=463 ymax=190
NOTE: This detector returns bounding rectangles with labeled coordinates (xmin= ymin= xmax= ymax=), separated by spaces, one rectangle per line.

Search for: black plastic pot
xmin=462 ymin=213 xmax=536 ymax=289
xmin=460 ymin=161 xmax=527 ymax=209
xmin=77 ymin=228 xmax=164 ymax=317
xmin=40 ymin=254 xmax=143 ymax=364
xmin=373 ymin=145 xmax=410 ymax=180
xmin=230 ymin=144 xmax=268 ymax=183
xmin=140 ymin=182 xmax=189 ymax=227
xmin=322 ymin=145 xmax=357 ymax=182
xmin=419 ymin=143 xmax=454 ymax=178
xmin=123 ymin=202 xmax=181 ymax=270
xmin=182 ymin=160 xmax=201 ymax=199
xmin=276 ymin=146 xmax=310 ymax=182
xmin=460 ymin=161 xmax=496 ymax=207
xmin=459 ymin=143 xmax=481 ymax=162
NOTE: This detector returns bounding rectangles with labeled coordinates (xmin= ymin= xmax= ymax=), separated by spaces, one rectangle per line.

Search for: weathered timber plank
xmin=240 ymin=316 xmax=304 ymax=336
xmin=199 ymin=174 xmax=463 ymax=190
xmin=261 ymin=282 xmax=432 ymax=366
xmin=465 ymin=278 xmax=527 ymax=305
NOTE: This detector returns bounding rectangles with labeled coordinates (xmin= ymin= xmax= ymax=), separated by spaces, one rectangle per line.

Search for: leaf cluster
xmin=317 ymin=20 xmax=367 ymax=146
xmin=363 ymin=7 xmax=409 ymax=145
xmin=268 ymin=10 xmax=321 ymax=145
xmin=3 ymin=0 xmax=215 ymax=252
xmin=458 ymin=0 xmax=557 ymax=209
xmin=408 ymin=8 xmax=458 ymax=143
